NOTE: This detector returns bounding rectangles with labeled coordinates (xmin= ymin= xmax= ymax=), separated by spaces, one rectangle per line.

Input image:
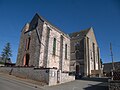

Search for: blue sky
xmin=0 ymin=0 xmax=120 ymax=63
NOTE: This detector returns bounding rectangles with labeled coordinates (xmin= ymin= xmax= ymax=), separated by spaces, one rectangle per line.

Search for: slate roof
xmin=69 ymin=27 xmax=91 ymax=38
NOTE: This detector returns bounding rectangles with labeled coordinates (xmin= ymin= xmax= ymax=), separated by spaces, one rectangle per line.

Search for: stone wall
xmin=61 ymin=72 xmax=75 ymax=83
xmin=48 ymin=69 xmax=58 ymax=86
xmin=41 ymin=22 xmax=70 ymax=72
xmin=0 ymin=67 xmax=75 ymax=86
xmin=70 ymin=28 xmax=101 ymax=77
xmin=16 ymin=14 xmax=71 ymax=73
xmin=0 ymin=67 xmax=12 ymax=74
xmin=86 ymin=28 xmax=100 ymax=73
xmin=16 ymin=14 xmax=44 ymax=67
xmin=0 ymin=67 xmax=57 ymax=85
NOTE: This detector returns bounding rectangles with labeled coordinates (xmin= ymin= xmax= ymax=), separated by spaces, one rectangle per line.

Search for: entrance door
xmin=76 ymin=65 xmax=80 ymax=79
xmin=76 ymin=65 xmax=80 ymax=74
xmin=25 ymin=54 xmax=29 ymax=66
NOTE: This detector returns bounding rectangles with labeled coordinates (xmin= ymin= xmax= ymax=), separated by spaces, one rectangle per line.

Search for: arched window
xmin=23 ymin=54 xmax=30 ymax=66
xmin=65 ymin=44 xmax=67 ymax=59
xmin=25 ymin=37 xmax=31 ymax=50
xmin=53 ymin=38 xmax=56 ymax=55
xmin=75 ymin=42 xmax=80 ymax=50
xmin=27 ymin=37 xmax=31 ymax=50
xmin=75 ymin=50 xmax=80 ymax=59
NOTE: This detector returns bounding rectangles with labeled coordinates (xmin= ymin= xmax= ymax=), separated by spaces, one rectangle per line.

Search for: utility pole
xmin=110 ymin=42 xmax=115 ymax=80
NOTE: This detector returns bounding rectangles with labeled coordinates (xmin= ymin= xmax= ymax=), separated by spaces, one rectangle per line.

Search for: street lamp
xmin=110 ymin=43 xmax=115 ymax=80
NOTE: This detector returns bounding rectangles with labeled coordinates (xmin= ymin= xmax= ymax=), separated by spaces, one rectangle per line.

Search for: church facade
xmin=70 ymin=28 xmax=102 ymax=77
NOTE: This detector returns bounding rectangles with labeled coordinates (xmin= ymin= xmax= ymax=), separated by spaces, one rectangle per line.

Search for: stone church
xmin=70 ymin=28 xmax=102 ymax=77
xmin=16 ymin=13 xmax=102 ymax=78
xmin=16 ymin=13 xmax=70 ymax=72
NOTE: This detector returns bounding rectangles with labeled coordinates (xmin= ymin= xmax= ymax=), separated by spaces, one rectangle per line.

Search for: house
xmin=0 ymin=57 xmax=13 ymax=66
xmin=103 ymin=61 xmax=120 ymax=77
xmin=0 ymin=57 xmax=4 ymax=66
xmin=70 ymin=28 xmax=102 ymax=77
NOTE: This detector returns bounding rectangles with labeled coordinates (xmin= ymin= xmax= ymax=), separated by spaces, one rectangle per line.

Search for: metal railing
xmin=113 ymin=70 xmax=120 ymax=80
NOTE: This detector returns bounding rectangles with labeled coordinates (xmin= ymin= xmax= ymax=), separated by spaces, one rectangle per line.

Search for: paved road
xmin=0 ymin=73 xmax=108 ymax=90
xmin=44 ymin=79 xmax=108 ymax=90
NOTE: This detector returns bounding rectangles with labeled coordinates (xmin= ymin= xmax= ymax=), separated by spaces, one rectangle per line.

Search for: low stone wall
xmin=0 ymin=67 xmax=55 ymax=85
xmin=61 ymin=72 xmax=75 ymax=83
xmin=13 ymin=67 xmax=49 ymax=83
xmin=48 ymin=69 xmax=58 ymax=86
xmin=0 ymin=67 xmax=75 ymax=86
xmin=109 ymin=80 xmax=120 ymax=90
xmin=0 ymin=66 xmax=12 ymax=74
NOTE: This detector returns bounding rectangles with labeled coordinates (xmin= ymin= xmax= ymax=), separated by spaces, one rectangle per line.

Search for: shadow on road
xmin=83 ymin=82 xmax=109 ymax=90
xmin=76 ymin=77 xmax=109 ymax=90
xmin=77 ymin=77 xmax=110 ymax=82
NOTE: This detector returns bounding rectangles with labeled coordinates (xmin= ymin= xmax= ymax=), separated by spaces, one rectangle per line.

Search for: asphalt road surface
xmin=44 ymin=79 xmax=108 ymax=90
xmin=0 ymin=73 xmax=108 ymax=90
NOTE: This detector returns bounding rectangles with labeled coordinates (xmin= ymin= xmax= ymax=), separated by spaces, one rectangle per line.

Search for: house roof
xmin=103 ymin=62 xmax=120 ymax=72
xmin=69 ymin=27 xmax=91 ymax=38
xmin=69 ymin=27 xmax=99 ymax=46
xmin=0 ymin=57 xmax=12 ymax=63
xmin=0 ymin=57 xmax=3 ymax=62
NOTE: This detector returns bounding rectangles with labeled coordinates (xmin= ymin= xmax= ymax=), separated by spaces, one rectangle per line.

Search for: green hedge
xmin=0 ymin=62 xmax=4 ymax=64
